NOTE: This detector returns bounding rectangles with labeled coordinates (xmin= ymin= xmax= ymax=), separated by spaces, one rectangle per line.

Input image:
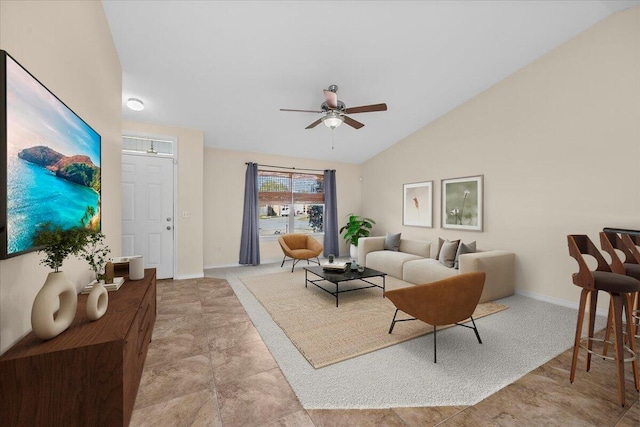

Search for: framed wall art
xmin=441 ymin=175 xmax=483 ymax=231
xmin=403 ymin=181 xmax=433 ymax=227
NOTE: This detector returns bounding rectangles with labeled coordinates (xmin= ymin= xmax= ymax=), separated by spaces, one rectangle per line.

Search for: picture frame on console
xmin=403 ymin=181 xmax=433 ymax=228
xmin=441 ymin=175 xmax=483 ymax=231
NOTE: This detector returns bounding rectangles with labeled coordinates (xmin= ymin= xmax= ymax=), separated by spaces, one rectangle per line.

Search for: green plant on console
xmin=339 ymin=214 xmax=376 ymax=247
xmin=32 ymin=223 xmax=89 ymax=272
xmin=78 ymin=231 xmax=111 ymax=281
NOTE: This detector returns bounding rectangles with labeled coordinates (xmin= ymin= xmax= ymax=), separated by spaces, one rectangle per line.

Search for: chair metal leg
xmin=433 ymin=326 xmax=437 ymax=364
xmin=470 ymin=316 xmax=482 ymax=344
xmin=388 ymin=309 xmax=399 ymax=334
xmin=281 ymin=255 xmax=287 ymax=268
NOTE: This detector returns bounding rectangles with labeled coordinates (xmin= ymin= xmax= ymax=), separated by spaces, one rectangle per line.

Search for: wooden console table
xmin=0 ymin=268 xmax=157 ymax=426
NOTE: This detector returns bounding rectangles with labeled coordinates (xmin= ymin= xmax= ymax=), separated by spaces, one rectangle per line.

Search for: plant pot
xmin=86 ymin=281 xmax=108 ymax=321
xmin=350 ymin=244 xmax=358 ymax=262
xmin=31 ymin=271 xmax=78 ymax=340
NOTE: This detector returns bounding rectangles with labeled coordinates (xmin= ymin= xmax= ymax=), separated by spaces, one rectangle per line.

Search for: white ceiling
xmin=102 ymin=0 xmax=640 ymax=164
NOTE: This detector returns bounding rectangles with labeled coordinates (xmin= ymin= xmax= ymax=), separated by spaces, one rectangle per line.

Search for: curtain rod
xmin=246 ymin=162 xmax=326 ymax=173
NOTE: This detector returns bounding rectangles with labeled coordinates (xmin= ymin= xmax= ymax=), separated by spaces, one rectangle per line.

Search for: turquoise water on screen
xmin=7 ymin=156 xmax=99 ymax=255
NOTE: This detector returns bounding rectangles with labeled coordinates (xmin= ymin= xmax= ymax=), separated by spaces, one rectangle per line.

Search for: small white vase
xmin=350 ymin=244 xmax=358 ymax=262
xmin=86 ymin=281 xmax=108 ymax=321
xmin=31 ymin=271 xmax=78 ymax=340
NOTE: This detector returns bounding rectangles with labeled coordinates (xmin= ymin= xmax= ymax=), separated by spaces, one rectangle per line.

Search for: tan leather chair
xmin=278 ymin=234 xmax=323 ymax=272
xmin=386 ymin=272 xmax=486 ymax=363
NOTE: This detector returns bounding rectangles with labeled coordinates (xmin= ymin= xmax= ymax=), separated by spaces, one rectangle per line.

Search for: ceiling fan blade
xmin=305 ymin=119 xmax=323 ymax=129
xmin=323 ymin=90 xmax=338 ymax=109
xmin=343 ymin=116 xmax=365 ymax=129
xmin=344 ymin=103 xmax=388 ymax=114
xmin=280 ymin=108 xmax=323 ymax=113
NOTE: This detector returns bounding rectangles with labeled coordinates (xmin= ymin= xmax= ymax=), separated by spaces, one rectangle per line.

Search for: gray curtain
xmin=239 ymin=162 xmax=260 ymax=265
xmin=323 ymin=169 xmax=339 ymax=257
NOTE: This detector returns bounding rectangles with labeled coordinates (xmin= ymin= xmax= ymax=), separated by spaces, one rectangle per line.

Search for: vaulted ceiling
xmin=102 ymin=0 xmax=640 ymax=163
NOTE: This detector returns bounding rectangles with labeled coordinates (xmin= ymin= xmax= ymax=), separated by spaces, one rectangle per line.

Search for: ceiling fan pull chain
xmin=331 ymin=128 xmax=335 ymax=150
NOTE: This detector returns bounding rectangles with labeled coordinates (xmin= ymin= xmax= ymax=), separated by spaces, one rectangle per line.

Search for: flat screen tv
xmin=0 ymin=50 xmax=101 ymax=259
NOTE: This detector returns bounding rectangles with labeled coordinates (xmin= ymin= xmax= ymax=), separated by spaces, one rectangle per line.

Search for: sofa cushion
xmin=403 ymin=258 xmax=459 ymax=285
xmin=438 ymin=240 xmax=460 ymax=268
xmin=384 ymin=232 xmax=401 ymax=251
xmin=454 ymin=241 xmax=476 ymax=269
xmin=366 ymin=250 xmax=423 ymax=279
xmin=398 ymin=239 xmax=431 ymax=258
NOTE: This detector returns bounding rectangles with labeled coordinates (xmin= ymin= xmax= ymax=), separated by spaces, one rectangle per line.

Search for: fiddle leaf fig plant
xmin=339 ymin=214 xmax=376 ymax=247
xmin=33 ymin=223 xmax=88 ymax=272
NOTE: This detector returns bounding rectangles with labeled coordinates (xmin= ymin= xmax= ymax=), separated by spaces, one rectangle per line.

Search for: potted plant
xmin=339 ymin=214 xmax=375 ymax=261
xmin=33 ymin=223 xmax=88 ymax=273
xmin=31 ymin=223 xmax=88 ymax=340
xmin=77 ymin=230 xmax=111 ymax=321
xmin=78 ymin=231 xmax=111 ymax=284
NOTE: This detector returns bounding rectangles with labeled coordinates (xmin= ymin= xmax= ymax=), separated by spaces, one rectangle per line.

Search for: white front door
xmin=121 ymin=154 xmax=174 ymax=279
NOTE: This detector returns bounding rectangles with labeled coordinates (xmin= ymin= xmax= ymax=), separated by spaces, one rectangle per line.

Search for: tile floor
xmin=130 ymin=276 xmax=640 ymax=427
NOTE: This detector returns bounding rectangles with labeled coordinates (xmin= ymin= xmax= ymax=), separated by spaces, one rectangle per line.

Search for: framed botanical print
xmin=441 ymin=175 xmax=483 ymax=231
xmin=403 ymin=181 xmax=433 ymax=227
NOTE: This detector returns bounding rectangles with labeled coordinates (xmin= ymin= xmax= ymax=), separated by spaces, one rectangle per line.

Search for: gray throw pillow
xmin=454 ymin=241 xmax=477 ymax=269
xmin=438 ymin=240 xmax=460 ymax=268
xmin=384 ymin=232 xmax=401 ymax=251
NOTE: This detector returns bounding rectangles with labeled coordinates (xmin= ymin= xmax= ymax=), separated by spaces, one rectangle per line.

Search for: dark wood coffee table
xmin=303 ymin=265 xmax=386 ymax=307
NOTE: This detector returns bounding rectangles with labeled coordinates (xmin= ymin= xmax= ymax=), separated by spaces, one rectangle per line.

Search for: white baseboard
xmin=204 ymin=263 xmax=242 ymax=269
xmin=204 ymin=257 xmax=291 ymax=270
xmin=174 ymin=272 xmax=204 ymax=280
xmin=515 ymin=289 xmax=609 ymax=317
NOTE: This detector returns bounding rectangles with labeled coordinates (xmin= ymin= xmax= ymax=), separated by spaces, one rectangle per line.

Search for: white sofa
xmin=358 ymin=237 xmax=515 ymax=303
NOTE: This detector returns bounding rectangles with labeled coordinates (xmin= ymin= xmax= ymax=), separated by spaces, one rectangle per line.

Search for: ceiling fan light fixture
xmin=323 ymin=114 xmax=343 ymax=129
xmin=126 ymin=97 xmax=144 ymax=111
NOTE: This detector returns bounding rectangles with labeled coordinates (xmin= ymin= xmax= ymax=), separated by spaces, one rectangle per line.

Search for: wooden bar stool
xmin=600 ymin=232 xmax=640 ymax=346
xmin=567 ymin=234 xmax=640 ymax=407
xmin=621 ymin=233 xmax=640 ymax=334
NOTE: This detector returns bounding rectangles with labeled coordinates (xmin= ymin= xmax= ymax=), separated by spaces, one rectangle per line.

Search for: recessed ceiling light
xmin=126 ymin=98 xmax=144 ymax=111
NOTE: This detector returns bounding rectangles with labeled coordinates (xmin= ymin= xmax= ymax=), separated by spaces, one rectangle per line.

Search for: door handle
xmin=167 ymin=226 xmax=172 ymax=230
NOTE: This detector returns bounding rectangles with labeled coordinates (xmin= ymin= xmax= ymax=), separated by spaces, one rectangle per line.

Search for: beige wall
xmin=0 ymin=1 xmax=122 ymax=353
xmin=203 ymin=148 xmax=362 ymax=267
xmin=123 ymin=121 xmax=204 ymax=279
xmin=362 ymin=7 xmax=640 ymax=309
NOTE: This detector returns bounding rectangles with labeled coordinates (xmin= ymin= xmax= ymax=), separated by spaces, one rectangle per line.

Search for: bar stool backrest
xmin=621 ymin=233 xmax=640 ymax=264
xmin=567 ymin=234 xmax=612 ymax=290
xmin=599 ymin=232 xmax=627 ymax=274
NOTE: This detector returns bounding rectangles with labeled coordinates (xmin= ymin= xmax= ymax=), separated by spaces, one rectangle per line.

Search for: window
xmin=258 ymin=170 xmax=324 ymax=236
xmin=122 ymin=135 xmax=174 ymax=156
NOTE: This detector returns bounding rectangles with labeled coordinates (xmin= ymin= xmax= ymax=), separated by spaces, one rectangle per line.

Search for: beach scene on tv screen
xmin=6 ymin=55 xmax=101 ymax=256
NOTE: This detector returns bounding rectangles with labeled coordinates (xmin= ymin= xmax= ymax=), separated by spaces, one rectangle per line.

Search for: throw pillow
xmin=454 ymin=241 xmax=476 ymax=269
xmin=384 ymin=232 xmax=401 ymax=251
xmin=438 ymin=239 xmax=460 ymax=268
xmin=437 ymin=237 xmax=458 ymax=258
xmin=437 ymin=237 xmax=444 ymax=258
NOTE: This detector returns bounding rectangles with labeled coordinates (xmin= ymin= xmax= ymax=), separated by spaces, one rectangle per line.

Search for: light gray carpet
xmin=206 ymin=262 xmax=605 ymax=409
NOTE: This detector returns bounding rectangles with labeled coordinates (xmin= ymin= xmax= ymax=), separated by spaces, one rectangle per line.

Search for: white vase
xmin=31 ymin=271 xmax=78 ymax=340
xmin=350 ymin=244 xmax=358 ymax=262
xmin=86 ymin=281 xmax=108 ymax=321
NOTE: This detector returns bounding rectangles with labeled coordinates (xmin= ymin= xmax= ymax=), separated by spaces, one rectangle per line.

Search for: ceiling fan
xmin=280 ymin=85 xmax=387 ymax=130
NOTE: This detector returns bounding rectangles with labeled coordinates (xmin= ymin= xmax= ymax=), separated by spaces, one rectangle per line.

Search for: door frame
xmin=122 ymin=131 xmax=178 ymax=279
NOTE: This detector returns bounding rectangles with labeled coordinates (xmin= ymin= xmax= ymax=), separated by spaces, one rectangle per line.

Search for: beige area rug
xmin=240 ymin=270 xmax=507 ymax=368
